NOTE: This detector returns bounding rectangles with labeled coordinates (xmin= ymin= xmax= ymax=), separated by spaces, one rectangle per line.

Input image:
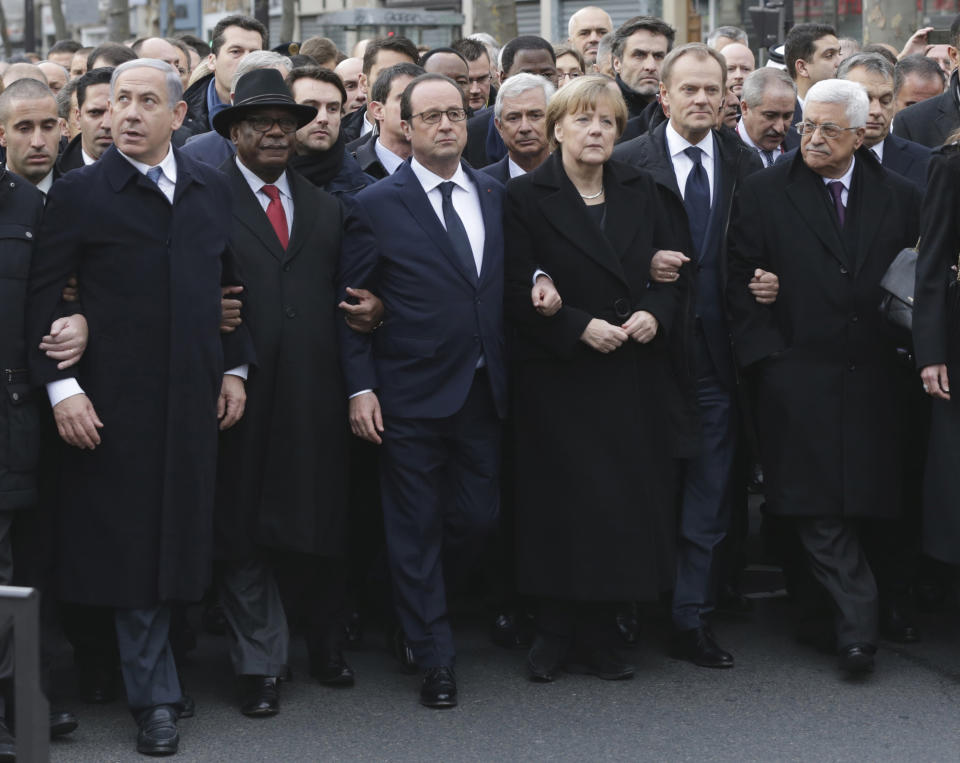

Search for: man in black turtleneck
xmin=611 ymin=16 xmax=675 ymax=121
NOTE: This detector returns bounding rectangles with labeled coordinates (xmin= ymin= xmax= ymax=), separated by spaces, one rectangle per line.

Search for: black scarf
xmin=616 ymin=75 xmax=654 ymax=120
xmin=288 ymin=131 xmax=346 ymax=189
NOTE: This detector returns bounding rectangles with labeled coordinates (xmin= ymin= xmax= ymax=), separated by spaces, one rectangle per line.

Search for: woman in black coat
xmin=914 ymin=140 xmax=960 ymax=565
xmin=504 ymin=76 xmax=680 ymax=682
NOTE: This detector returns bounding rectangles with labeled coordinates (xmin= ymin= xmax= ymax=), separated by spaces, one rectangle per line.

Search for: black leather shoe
xmin=838 ymin=643 xmax=875 ymax=675
xmin=343 ymin=611 xmax=363 ymax=647
xmin=880 ymin=603 xmax=920 ymax=644
xmin=527 ymin=634 xmax=571 ymax=682
xmin=390 ymin=627 xmax=418 ymax=674
xmin=240 ymin=676 xmax=279 ymax=718
xmin=310 ymin=650 xmax=355 ymax=687
xmin=490 ymin=611 xmax=535 ymax=650
xmin=0 ymin=718 xmax=14 ymax=763
xmin=671 ymin=626 xmax=734 ymax=668
xmin=717 ymin=584 xmax=754 ymax=616
xmin=49 ymin=708 xmax=78 ymax=738
xmin=615 ymin=603 xmax=640 ymax=647
xmin=136 ymin=705 xmax=179 ymax=756
xmin=175 ymin=694 xmax=195 ymax=719
xmin=420 ymin=666 xmax=457 ymax=708
xmin=76 ymin=660 xmax=119 ymax=704
xmin=564 ymin=647 xmax=635 ymax=680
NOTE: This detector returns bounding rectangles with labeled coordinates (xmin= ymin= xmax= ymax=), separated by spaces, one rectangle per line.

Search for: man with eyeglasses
xmin=727 ymin=78 xmax=921 ymax=677
xmin=209 ymin=67 xmax=354 ymax=719
xmin=452 ymin=38 xmax=496 ymax=111
xmin=339 ymin=72 xmax=515 ymax=709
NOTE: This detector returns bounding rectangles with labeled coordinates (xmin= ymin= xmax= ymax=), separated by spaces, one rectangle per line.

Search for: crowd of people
xmin=1 ymin=8 xmax=960 ymax=758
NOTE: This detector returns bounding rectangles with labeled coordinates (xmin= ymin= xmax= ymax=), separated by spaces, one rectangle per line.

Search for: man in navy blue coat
xmin=338 ymin=73 xmax=509 ymax=709
xmin=26 ymin=59 xmax=254 ymax=756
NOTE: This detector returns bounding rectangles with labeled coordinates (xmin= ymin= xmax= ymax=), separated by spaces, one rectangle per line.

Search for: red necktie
xmin=261 ymin=184 xmax=289 ymax=249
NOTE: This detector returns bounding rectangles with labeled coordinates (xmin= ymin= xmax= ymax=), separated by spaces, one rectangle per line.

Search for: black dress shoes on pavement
xmin=136 ymin=704 xmax=179 ymax=756
xmin=527 ymin=634 xmax=571 ymax=682
xmin=240 ymin=676 xmax=280 ymax=718
xmin=564 ymin=647 xmax=635 ymax=681
xmin=420 ymin=666 xmax=457 ymax=708
xmin=614 ymin=603 xmax=640 ymax=647
xmin=49 ymin=708 xmax=79 ymax=738
xmin=490 ymin=611 xmax=536 ymax=650
xmin=310 ymin=649 xmax=355 ymax=687
xmin=390 ymin=627 xmax=418 ymax=674
xmin=671 ymin=626 xmax=735 ymax=668
xmin=838 ymin=643 xmax=875 ymax=675
xmin=879 ymin=602 xmax=920 ymax=643
xmin=0 ymin=718 xmax=14 ymax=763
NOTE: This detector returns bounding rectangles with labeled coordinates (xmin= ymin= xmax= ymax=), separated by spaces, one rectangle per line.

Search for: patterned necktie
xmin=760 ymin=148 xmax=775 ymax=167
xmin=827 ymin=181 xmax=846 ymax=228
xmin=439 ymin=181 xmax=478 ymax=281
xmin=146 ymin=166 xmax=163 ymax=186
xmin=261 ymin=184 xmax=289 ymax=250
xmin=683 ymin=146 xmax=711 ymax=255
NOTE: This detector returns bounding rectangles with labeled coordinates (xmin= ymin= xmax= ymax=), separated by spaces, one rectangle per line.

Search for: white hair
xmin=231 ymin=51 xmax=292 ymax=92
xmin=706 ymin=25 xmax=748 ymax=48
xmin=494 ymin=72 xmax=556 ymax=120
xmin=803 ymin=78 xmax=869 ymax=127
xmin=110 ymin=58 xmax=182 ymax=109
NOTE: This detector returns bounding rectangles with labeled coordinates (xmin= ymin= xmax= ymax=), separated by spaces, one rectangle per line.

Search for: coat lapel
xmin=171 ymin=147 xmax=207 ymax=206
xmin=284 ymin=171 xmax=319 ymax=264
xmin=465 ymin=164 xmax=499 ymax=287
xmin=225 ymin=160 xmax=286 ymax=262
xmin=784 ymin=154 xmax=849 ymax=270
xmin=850 ymin=150 xmax=892 ymax=276
xmin=393 ymin=161 xmax=479 ymax=288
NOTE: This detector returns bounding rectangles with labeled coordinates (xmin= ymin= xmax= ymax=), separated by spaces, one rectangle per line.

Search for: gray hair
xmin=596 ymin=33 xmax=615 ymax=65
xmin=706 ymin=25 xmax=748 ymax=49
xmin=56 ymin=78 xmax=80 ymax=119
xmin=837 ymin=52 xmax=894 ymax=83
xmin=230 ymin=50 xmax=292 ymax=92
xmin=741 ymin=67 xmax=797 ymax=108
xmin=803 ymin=78 xmax=868 ymax=127
xmin=494 ymin=72 xmax=556 ymax=119
xmin=110 ymin=58 xmax=183 ymax=109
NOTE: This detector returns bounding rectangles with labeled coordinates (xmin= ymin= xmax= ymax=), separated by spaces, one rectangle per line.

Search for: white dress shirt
xmin=374 ymin=139 xmax=407 ymax=176
xmin=361 ymin=111 xmax=374 ymax=137
xmin=665 ymin=121 xmax=716 ymax=202
xmin=234 ymin=157 xmax=294 ymax=237
xmin=735 ymin=120 xmax=781 ymax=167
xmin=36 ymin=171 xmax=54 ymax=197
xmin=410 ymin=157 xmax=485 ymax=274
xmin=81 ymin=148 xmax=97 ymax=166
xmin=507 ymin=158 xmax=527 ymax=178
xmin=47 ymin=144 xmax=247 ymax=408
xmin=821 ymin=155 xmax=856 ymax=207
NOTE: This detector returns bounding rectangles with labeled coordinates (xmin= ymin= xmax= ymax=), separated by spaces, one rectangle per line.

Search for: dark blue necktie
xmin=760 ymin=148 xmax=775 ymax=167
xmin=683 ymin=146 xmax=711 ymax=255
xmin=146 ymin=166 xmax=163 ymax=186
xmin=439 ymin=181 xmax=478 ymax=283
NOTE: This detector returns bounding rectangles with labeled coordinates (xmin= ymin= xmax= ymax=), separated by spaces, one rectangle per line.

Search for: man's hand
xmin=53 ymin=394 xmax=103 ymax=449
xmin=40 ymin=314 xmax=89 ymax=370
xmin=338 ymin=287 xmax=385 ymax=333
xmin=921 ymin=364 xmax=951 ymax=401
xmin=218 ymin=374 xmax=246 ymax=430
xmin=349 ymin=391 xmax=384 ymax=444
xmin=60 ymin=274 xmax=79 ymax=303
xmin=900 ymin=27 xmax=934 ymax=58
xmin=622 ymin=310 xmax=658 ymax=343
xmin=749 ymin=269 xmax=780 ymax=305
xmin=580 ymin=318 xmax=628 ymax=353
xmin=650 ymin=250 xmax=690 ymax=283
xmin=531 ymin=275 xmax=562 ymax=316
xmin=220 ymin=285 xmax=243 ymax=334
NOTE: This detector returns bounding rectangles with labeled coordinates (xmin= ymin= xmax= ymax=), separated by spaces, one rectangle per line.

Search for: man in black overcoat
xmin=210 ymin=68 xmax=353 ymax=718
xmin=26 ymin=59 xmax=254 ymax=755
xmin=726 ymin=79 xmax=921 ymax=676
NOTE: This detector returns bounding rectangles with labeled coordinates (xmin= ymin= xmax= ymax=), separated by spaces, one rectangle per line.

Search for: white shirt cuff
xmin=47 ymin=378 xmax=84 ymax=407
xmin=225 ymin=364 xmax=248 ymax=380
xmin=533 ymin=269 xmax=551 ymax=285
xmin=349 ymin=389 xmax=373 ymax=400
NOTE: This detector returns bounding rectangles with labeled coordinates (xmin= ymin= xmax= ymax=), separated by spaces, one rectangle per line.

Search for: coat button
xmin=848 ymin=363 xmax=856 ymax=371
xmin=851 ymin=314 xmax=859 ymax=322
xmin=285 ymin=306 xmax=297 ymax=318
xmin=25 ymin=231 xmax=32 ymax=239
xmin=10 ymin=392 xmax=18 ymax=402
xmin=283 ymin=263 xmax=291 ymax=272
xmin=840 ymin=266 xmax=849 ymax=275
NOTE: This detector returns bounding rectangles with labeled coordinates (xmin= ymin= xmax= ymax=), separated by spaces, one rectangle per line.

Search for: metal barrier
xmin=0 ymin=586 xmax=48 ymax=762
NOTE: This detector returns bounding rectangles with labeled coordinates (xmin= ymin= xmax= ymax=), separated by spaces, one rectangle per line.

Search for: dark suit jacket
xmin=893 ymin=69 xmax=960 ymax=148
xmin=338 ymin=160 xmax=507 ymax=420
xmin=618 ymin=99 xmax=667 ymax=144
xmin=613 ymin=122 xmax=763 ymax=455
xmin=881 ymin=132 xmax=931 ymax=190
xmin=340 ymin=105 xmax=370 ymax=145
xmin=726 ymin=148 xmax=920 ymax=519
xmin=181 ymin=129 xmax=235 ymax=168
xmin=214 ymin=160 xmax=347 ymax=560
xmin=481 ymin=155 xmax=511 ymax=184
xmin=26 ymin=144 xmax=254 ymax=607
xmin=464 ymin=107 xmax=505 ymax=169
xmin=349 ymin=134 xmax=388 ymax=180
xmin=56 ymin=134 xmax=85 ymax=174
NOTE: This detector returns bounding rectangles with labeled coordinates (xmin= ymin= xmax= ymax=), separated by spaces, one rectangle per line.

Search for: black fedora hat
xmin=212 ymin=68 xmax=317 ymax=138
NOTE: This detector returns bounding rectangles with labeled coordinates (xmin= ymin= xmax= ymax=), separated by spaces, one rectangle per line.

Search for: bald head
xmin=722 ymin=42 xmax=755 ymax=96
xmin=38 ymin=61 xmax=68 ymax=94
xmin=568 ymin=6 xmax=613 ymax=65
xmin=3 ymin=63 xmax=48 ymax=89
xmin=335 ymin=56 xmax=366 ymax=112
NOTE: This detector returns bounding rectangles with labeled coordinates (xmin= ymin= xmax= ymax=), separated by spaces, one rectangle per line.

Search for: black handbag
xmin=879 ymin=243 xmax=918 ymax=333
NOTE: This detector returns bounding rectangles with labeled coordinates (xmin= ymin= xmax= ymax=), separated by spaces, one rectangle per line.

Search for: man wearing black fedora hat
xmin=210 ymin=68 xmax=356 ymax=717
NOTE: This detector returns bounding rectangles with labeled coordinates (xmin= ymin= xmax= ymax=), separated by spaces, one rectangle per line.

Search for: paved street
xmin=46 ymin=576 xmax=960 ymax=763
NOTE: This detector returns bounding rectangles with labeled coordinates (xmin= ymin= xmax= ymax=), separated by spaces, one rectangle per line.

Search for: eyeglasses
xmin=795 ymin=121 xmax=860 ymax=139
xmin=246 ymin=116 xmax=299 ymax=133
xmin=558 ymin=71 xmax=584 ymax=81
xmin=410 ymin=108 xmax=468 ymax=124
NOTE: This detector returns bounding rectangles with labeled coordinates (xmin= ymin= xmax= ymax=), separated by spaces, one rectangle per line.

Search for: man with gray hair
xmin=26 ymin=58 xmax=253 ymax=754
xmin=181 ymin=50 xmax=291 ymax=168
xmin=736 ymin=67 xmax=799 ymax=165
xmin=593 ymin=32 xmax=615 ymax=77
xmin=706 ymin=25 xmax=748 ymax=50
xmin=839 ymin=52 xmax=931 ymax=190
xmin=483 ymin=72 xmax=554 ymax=183
xmin=567 ymin=6 xmax=613 ymax=67
xmin=727 ymin=77 xmax=922 ymax=676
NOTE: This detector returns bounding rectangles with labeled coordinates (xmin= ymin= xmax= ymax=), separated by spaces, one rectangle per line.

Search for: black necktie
xmin=760 ymin=148 xmax=775 ymax=167
xmin=439 ymin=181 xmax=478 ymax=282
xmin=683 ymin=146 xmax=711 ymax=255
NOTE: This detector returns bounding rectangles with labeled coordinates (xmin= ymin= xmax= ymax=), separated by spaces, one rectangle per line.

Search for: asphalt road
xmin=45 ymin=578 xmax=960 ymax=763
